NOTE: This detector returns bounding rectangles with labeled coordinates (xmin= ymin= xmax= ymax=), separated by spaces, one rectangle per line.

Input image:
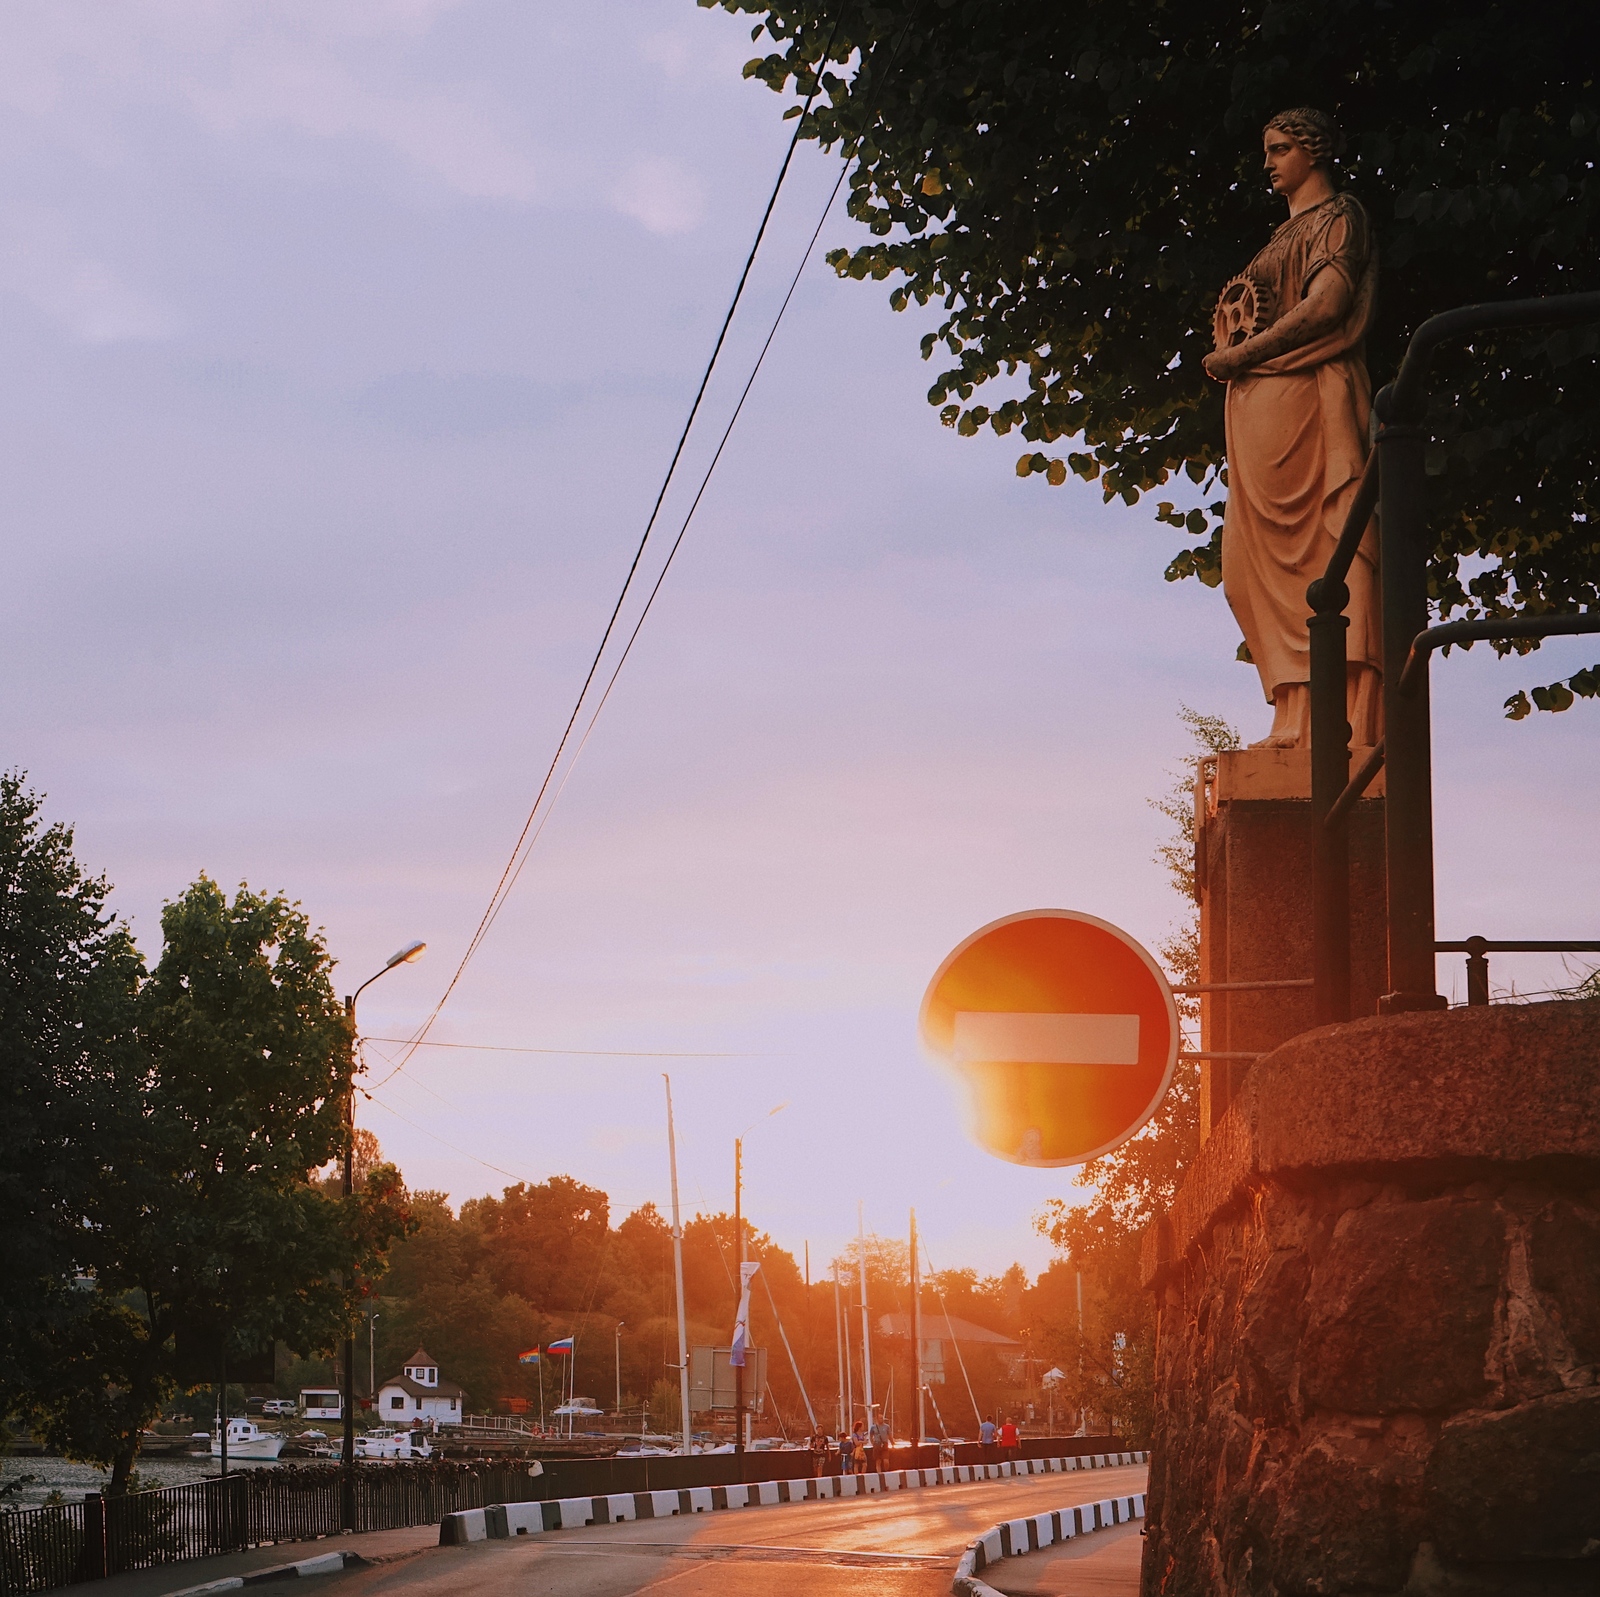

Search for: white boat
xmin=211 ymin=1418 xmax=285 ymax=1460
xmin=354 ymin=1427 xmax=433 ymax=1459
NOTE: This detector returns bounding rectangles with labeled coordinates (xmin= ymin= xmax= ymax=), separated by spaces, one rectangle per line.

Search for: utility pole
xmin=1076 ymin=1270 xmax=1085 ymax=1435
xmin=734 ymin=1138 xmax=744 ymax=1454
xmin=614 ymin=1321 xmax=624 ymax=1417
xmin=910 ymin=1209 xmax=925 ymax=1445
xmin=663 ymin=1076 xmax=692 ymax=1457
xmin=339 ymin=940 xmax=425 ymax=1531
xmin=857 ymin=1203 xmax=874 ymax=1428
xmin=838 ymin=1267 xmax=851 ymax=1433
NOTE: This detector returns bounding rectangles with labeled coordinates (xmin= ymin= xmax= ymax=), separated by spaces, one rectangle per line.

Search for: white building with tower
xmin=375 ymin=1348 xmax=466 ymax=1426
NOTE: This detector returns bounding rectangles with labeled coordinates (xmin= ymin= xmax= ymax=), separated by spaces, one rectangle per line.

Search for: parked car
xmin=262 ymin=1399 xmax=298 ymax=1417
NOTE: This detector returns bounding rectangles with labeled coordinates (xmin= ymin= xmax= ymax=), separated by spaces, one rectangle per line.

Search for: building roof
xmin=404 ymin=1348 xmax=438 ymax=1368
xmin=876 ymin=1312 xmax=1022 ymax=1349
xmin=380 ymin=1371 xmax=467 ymax=1400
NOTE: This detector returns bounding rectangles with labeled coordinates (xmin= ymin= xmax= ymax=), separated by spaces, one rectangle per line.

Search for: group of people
xmin=808 ymin=1414 xmax=892 ymax=1474
xmin=804 ymin=1412 xmax=1024 ymax=1472
xmin=978 ymin=1414 xmax=1022 ymax=1462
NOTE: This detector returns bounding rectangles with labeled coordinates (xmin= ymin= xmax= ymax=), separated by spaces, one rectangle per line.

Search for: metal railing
xmin=0 ymin=1463 xmax=546 ymax=1595
xmin=1308 ymin=291 xmax=1600 ymax=1022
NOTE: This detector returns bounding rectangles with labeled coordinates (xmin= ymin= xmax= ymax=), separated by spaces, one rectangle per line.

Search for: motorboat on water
xmin=354 ymin=1427 xmax=433 ymax=1460
xmin=210 ymin=1418 xmax=285 ymax=1460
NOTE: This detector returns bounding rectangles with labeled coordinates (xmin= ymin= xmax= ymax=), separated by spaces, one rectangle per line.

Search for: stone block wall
xmin=1140 ymin=1000 xmax=1600 ymax=1595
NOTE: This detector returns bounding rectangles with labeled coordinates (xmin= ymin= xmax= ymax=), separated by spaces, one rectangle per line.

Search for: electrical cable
xmin=363 ymin=1036 xmax=765 ymax=1059
xmin=471 ymin=156 xmax=854 ymax=951
xmin=375 ymin=10 xmax=851 ymax=1083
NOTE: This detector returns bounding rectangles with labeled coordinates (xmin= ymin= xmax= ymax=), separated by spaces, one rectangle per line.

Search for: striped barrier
xmin=951 ymin=1492 xmax=1147 ymax=1596
xmin=438 ymin=1451 xmax=1147 ymax=1544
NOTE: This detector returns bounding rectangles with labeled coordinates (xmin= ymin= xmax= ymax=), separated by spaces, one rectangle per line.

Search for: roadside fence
xmin=0 ymin=1462 xmax=540 ymax=1596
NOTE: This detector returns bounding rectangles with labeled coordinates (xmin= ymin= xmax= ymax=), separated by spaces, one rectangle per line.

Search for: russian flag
xmin=547 ymin=1336 xmax=574 ymax=1356
xmin=517 ymin=1347 xmax=541 ymax=1365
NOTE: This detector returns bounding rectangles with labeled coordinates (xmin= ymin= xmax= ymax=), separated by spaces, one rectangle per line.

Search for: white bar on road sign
xmin=953 ymin=1011 xmax=1141 ymax=1066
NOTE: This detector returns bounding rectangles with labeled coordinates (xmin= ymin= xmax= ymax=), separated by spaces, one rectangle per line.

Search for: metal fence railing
xmin=0 ymin=1463 xmax=547 ymax=1596
xmin=1307 ymin=289 xmax=1600 ymax=1022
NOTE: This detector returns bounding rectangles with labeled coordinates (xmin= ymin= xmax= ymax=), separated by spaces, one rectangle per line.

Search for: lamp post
xmin=369 ymin=1312 xmax=379 ymax=1405
xmin=341 ymin=940 xmax=426 ymax=1531
xmin=614 ymin=1321 xmax=624 ymax=1418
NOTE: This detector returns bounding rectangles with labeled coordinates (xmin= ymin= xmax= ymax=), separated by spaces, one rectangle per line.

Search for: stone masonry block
xmin=1301 ymin=1198 xmax=1503 ymax=1415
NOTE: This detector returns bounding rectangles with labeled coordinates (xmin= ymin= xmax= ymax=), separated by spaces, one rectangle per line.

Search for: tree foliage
xmin=1 ymin=789 xmax=412 ymax=1491
xmin=0 ymin=774 xmax=143 ymax=1440
xmin=1032 ymin=710 xmax=1238 ymax=1443
xmin=705 ymin=0 xmax=1600 ymax=714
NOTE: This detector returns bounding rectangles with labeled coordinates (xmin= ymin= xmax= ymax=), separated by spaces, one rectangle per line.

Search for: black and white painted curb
xmin=952 ymin=1492 xmax=1147 ymax=1596
xmin=438 ymin=1451 xmax=1147 ymax=1544
xmin=166 ymin=1550 xmax=367 ymax=1596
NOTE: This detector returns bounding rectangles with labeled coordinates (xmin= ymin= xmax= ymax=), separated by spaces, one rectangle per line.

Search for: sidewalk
xmin=87 ymin=1524 xmax=440 ymax=1597
xmin=983 ymin=1521 xmax=1144 ymax=1595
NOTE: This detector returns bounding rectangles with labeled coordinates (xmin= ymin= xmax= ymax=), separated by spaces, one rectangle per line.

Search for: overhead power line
xmin=363 ymin=1035 xmax=768 ymax=1059
xmin=373 ymin=15 xmax=849 ymax=1089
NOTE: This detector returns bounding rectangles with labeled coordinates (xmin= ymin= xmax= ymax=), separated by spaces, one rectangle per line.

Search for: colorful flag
xmin=730 ymin=1261 xmax=760 ymax=1367
xmin=517 ymin=1347 xmax=541 ymax=1365
xmin=547 ymin=1336 xmax=574 ymax=1356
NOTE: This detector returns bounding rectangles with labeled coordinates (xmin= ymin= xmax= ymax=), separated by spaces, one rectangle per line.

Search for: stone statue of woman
xmin=1202 ymin=108 xmax=1381 ymax=750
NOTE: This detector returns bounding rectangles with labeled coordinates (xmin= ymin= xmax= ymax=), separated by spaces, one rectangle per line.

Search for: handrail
xmin=1307 ymin=288 xmax=1600 ymax=1025
xmin=1398 ymin=612 xmax=1600 ymax=697
xmin=1323 ymin=739 xmax=1385 ymax=832
xmin=1385 ymin=291 xmax=1600 ymax=424
xmin=1306 ymin=451 xmax=1380 ymax=610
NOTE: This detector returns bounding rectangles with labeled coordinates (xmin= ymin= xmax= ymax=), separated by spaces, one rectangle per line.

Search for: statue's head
xmin=1263 ymin=107 xmax=1344 ymax=167
xmin=1261 ymin=108 xmax=1344 ymax=199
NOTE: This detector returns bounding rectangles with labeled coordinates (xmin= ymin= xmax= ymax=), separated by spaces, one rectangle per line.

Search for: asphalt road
xmin=332 ymin=1462 xmax=1149 ymax=1597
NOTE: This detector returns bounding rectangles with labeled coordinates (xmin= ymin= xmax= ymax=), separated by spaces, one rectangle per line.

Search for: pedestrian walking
xmin=869 ymin=1413 xmax=891 ymax=1470
xmin=998 ymin=1416 xmax=1020 ymax=1464
xmin=851 ymin=1420 xmax=868 ymax=1474
xmin=839 ymin=1426 xmax=855 ymax=1474
xmin=979 ymin=1414 xmax=997 ymax=1462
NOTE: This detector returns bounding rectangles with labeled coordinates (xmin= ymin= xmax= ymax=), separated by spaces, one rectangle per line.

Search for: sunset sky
xmin=4 ymin=0 xmax=1595 ymax=1282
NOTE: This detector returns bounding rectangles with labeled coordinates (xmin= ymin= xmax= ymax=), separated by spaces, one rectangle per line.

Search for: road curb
xmin=437 ymin=1451 xmax=1147 ymax=1544
xmin=950 ymin=1491 xmax=1147 ymax=1596
xmin=162 ymin=1550 xmax=368 ymax=1596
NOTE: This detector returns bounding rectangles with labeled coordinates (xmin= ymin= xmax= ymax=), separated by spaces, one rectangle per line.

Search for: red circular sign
xmin=920 ymin=909 xmax=1178 ymax=1167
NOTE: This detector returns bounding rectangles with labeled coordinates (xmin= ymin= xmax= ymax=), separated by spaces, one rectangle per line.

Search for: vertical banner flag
xmin=730 ymin=1262 xmax=760 ymax=1367
xmin=517 ymin=1347 xmax=541 ymax=1365
xmin=547 ymin=1336 xmax=574 ymax=1356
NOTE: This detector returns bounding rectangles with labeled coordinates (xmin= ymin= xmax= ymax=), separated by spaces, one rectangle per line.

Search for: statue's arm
xmin=1202 ymin=266 xmax=1353 ymax=382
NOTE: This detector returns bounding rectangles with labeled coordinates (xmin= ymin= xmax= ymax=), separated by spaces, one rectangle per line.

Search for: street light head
xmin=386 ymin=940 xmax=427 ymax=968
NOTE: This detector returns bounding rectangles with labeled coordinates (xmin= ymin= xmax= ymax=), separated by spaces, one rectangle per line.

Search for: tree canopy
xmin=1 ymin=780 xmax=411 ymax=1490
xmin=705 ymin=0 xmax=1599 ymax=714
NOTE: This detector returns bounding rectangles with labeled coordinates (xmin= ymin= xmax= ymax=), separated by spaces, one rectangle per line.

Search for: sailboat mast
xmin=664 ymin=1075 xmax=693 ymax=1456
xmin=857 ymin=1203 xmax=874 ymax=1424
xmin=911 ymin=1208 xmax=925 ymax=1445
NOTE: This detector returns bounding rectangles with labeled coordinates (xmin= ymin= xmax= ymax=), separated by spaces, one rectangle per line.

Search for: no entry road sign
xmin=920 ymin=909 xmax=1179 ymax=1167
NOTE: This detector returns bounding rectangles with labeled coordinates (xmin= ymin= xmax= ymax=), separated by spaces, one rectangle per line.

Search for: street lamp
xmin=341 ymin=940 xmax=426 ymax=1530
xmin=369 ymin=1312 xmax=379 ymax=1406
xmin=614 ymin=1321 xmax=624 ymax=1418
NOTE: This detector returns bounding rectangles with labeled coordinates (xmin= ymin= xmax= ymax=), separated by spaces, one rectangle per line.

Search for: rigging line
xmin=362 ymin=1090 xmax=525 ymax=1182
xmin=357 ymin=1038 xmax=454 ymax=1106
xmin=920 ymin=1240 xmax=984 ymax=1431
xmin=382 ymin=11 xmax=852 ymax=1082
xmin=477 ymin=159 xmax=854 ymax=948
xmin=362 ymin=1036 xmax=769 ymax=1058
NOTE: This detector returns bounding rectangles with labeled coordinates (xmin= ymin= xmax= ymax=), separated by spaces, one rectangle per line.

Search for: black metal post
xmin=341 ymin=993 xmax=357 ymax=1532
xmin=733 ymin=1138 xmax=744 ymax=1455
xmin=1465 ymin=936 xmax=1490 ymax=1006
xmin=1307 ymin=573 xmax=1352 ymax=1024
xmin=1374 ymin=406 xmax=1447 ymax=1013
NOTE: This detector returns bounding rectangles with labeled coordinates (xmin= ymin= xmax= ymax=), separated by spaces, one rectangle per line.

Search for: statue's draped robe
xmin=1222 ymin=194 xmax=1380 ymax=702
